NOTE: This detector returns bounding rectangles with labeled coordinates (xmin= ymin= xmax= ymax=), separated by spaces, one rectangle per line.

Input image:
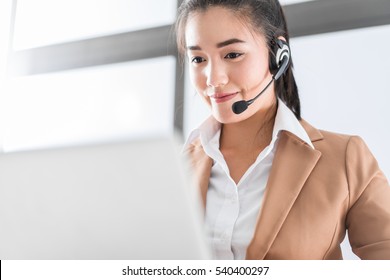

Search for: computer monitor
xmin=0 ymin=136 xmax=210 ymax=259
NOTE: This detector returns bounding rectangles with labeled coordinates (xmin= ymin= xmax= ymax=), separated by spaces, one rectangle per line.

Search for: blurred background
xmin=0 ymin=0 xmax=389 ymax=259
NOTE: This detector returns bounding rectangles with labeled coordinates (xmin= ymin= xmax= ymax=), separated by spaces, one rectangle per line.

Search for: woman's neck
xmin=220 ymin=99 xmax=277 ymax=153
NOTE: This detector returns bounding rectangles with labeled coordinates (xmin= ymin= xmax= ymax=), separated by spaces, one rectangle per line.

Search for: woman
xmin=176 ymin=0 xmax=390 ymax=259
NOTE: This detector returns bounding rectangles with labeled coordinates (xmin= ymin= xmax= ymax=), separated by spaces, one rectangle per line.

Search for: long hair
xmin=175 ymin=0 xmax=301 ymax=119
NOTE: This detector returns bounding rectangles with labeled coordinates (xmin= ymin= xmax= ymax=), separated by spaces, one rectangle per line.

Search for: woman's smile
xmin=210 ymin=92 xmax=239 ymax=104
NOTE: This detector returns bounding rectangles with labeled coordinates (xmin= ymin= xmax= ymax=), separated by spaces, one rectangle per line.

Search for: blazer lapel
xmin=246 ymin=128 xmax=322 ymax=259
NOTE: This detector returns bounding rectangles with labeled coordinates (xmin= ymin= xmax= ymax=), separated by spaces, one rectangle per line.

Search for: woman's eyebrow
xmin=186 ymin=38 xmax=246 ymax=51
xmin=216 ymin=38 xmax=246 ymax=48
xmin=187 ymin=45 xmax=202 ymax=51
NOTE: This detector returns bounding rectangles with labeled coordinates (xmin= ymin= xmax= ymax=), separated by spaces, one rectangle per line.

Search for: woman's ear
xmin=277 ymin=36 xmax=287 ymax=43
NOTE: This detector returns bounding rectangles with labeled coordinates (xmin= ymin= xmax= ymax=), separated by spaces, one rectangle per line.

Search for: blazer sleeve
xmin=345 ymin=136 xmax=390 ymax=259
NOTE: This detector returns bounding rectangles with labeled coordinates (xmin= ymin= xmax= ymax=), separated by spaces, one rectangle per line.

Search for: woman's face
xmin=185 ymin=6 xmax=275 ymax=123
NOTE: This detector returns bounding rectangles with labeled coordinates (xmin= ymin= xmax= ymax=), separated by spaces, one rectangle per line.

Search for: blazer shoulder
xmin=312 ymin=126 xmax=387 ymax=208
xmin=300 ymin=119 xmax=353 ymax=153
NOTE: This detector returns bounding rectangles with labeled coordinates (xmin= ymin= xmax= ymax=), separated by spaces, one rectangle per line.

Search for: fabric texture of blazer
xmin=184 ymin=119 xmax=390 ymax=259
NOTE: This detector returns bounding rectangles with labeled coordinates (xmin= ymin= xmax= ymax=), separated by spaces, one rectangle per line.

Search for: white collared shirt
xmin=183 ymin=99 xmax=313 ymax=260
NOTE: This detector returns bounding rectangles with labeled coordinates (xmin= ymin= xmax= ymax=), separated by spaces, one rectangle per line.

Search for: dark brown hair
xmin=175 ymin=0 xmax=301 ymax=119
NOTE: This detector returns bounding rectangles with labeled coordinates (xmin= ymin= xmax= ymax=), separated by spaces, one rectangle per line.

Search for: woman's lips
xmin=210 ymin=93 xmax=238 ymax=104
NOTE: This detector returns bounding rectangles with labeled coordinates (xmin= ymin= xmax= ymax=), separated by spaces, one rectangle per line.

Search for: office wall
xmin=183 ymin=24 xmax=390 ymax=259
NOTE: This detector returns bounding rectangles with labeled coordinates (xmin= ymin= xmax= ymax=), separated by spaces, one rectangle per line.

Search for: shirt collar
xmin=183 ymin=98 xmax=314 ymax=151
xmin=273 ymin=98 xmax=314 ymax=149
xmin=183 ymin=115 xmax=221 ymax=153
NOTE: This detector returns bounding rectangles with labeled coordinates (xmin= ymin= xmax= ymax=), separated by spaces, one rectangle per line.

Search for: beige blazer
xmin=184 ymin=120 xmax=390 ymax=259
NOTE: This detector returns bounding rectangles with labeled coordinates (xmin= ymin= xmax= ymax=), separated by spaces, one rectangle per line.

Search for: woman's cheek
xmin=200 ymin=93 xmax=212 ymax=108
xmin=190 ymin=68 xmax=212 ymax=107
xmin=190 ymin=67 xmax=203 ymax=90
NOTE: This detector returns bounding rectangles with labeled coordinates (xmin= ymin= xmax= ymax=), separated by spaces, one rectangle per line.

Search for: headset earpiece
xmin=274 ymin=38 xmax=290 ymax=80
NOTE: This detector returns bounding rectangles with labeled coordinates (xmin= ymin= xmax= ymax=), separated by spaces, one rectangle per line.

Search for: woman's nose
xmin=206 ymin=62 xmax=228 ymax=88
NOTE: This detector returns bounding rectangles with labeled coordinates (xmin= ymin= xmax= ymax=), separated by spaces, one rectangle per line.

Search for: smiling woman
xmin=184 ymin=8 xmax=273 ymax=124
xmin=176 ymin=0 xmax=390 ymax=260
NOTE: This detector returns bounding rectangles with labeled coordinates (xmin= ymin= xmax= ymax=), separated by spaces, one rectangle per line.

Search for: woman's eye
xmin=225 ymin=52 xmax=243 ymax=59
xmin=191 ymin=56 xmax=205 ymax=64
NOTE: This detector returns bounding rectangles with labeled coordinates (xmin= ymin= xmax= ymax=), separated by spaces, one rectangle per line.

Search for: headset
xmin=273 ymin=38 xmax=290 ymax=80
xmin=232 ymin=38 xmax=290 ymax=114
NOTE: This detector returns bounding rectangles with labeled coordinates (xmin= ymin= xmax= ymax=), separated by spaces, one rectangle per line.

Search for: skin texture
xmin=185 ymin=6 xmax=278 ymax=183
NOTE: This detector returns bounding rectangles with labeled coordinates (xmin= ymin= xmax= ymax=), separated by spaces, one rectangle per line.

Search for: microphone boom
xmin=231 ymin=78 xmax=275 ymax=114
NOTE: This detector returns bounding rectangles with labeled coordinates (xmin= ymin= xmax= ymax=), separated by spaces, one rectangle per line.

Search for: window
xmin=3 ymin=0 xmax=180 ymax=152
xmin=13 ymin=0 xmax=177 ymax=50
xmin=3 ymin=56 xmax=176 ymax=152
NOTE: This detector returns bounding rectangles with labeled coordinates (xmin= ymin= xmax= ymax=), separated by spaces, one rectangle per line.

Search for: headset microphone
xmin=232 ymin=78 xmax=274 ymax=114
xmin=232 ymin=39 xmax=290 ymax=115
